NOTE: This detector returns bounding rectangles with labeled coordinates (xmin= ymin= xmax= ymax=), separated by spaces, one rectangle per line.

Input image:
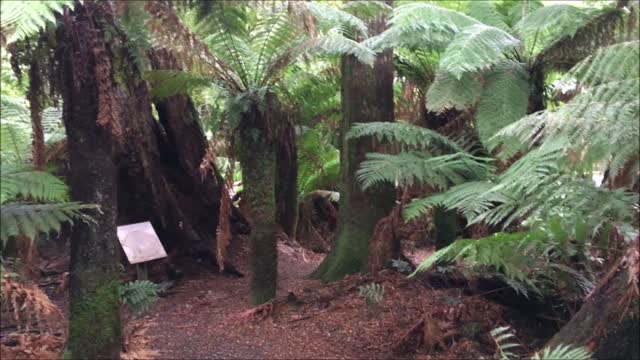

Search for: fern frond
xmin=0 ymin=202 xmax=95 ymax=244
xmin=347 ymin=122 xmax=463 ymax=152
xmin=1 ymin=165 xmax=69 ymax=204
xmin=440 ymin=24 xmax=520 ymax=79
xmin=144 ymin=70 xmax=214 ymax=99
xmin=569 ymin=40 xmax=639 ymax=86
xmin=476 ymin=61 xmax=530 ymax=147
xmin=426 ymin=70 xmax=483 ymax=113
xmin=532 ymin=344 xmax=591 ymax=360
xmin=311 ymin=30 xmax=376 ymax=66
xmin=465 ymin=1 xmax=511 ymax=33
xmin=0 ymin=1 xmax=73 ymax=44
xmin=342 ymin=1 xmax=392 ymax=21
xmin=356 ymin=152 xmax=494 ymax=190
xmin=300 ymin=2 xmax=368 ymax=37
xmin=508 ymin=0 xmax=543 ymax=27
xmin=515 ymin=4 xmax=597 ymax=57
xmin=490 ymin=326 xmax=520 ymax=360
xmin=372 ymin=3 xmax=480 ymax=50
xmin=119 ymin=280 xmax=159 ymax=315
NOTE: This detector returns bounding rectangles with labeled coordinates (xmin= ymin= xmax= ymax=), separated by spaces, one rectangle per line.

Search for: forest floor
xmin=2 ymin=239 xmax=555 ymax=359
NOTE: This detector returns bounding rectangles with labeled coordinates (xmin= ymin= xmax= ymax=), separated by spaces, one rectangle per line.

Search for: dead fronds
xmin=121 ymin=319 xmax=159 ymax=360
xmin=1 ymin=277 xmax=64 ymax=335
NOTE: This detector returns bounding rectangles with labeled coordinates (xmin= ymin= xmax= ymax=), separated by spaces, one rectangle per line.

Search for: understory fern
xmin=119 ymin=280 xmax=160 ymax=315
xmin=490 ymin=326 xmax=591 ymax=360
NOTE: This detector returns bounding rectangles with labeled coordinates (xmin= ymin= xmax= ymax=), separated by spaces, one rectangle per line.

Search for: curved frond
xmin=347 ymin=122 xmax=463 ymax=152
xmin=0 ymin=202 xmax=95 ymax=244
xmin=356 ymin=152 xmax=494 ymax=190
xmin=1 ymin=165 xmax=70 ymax=204
xmin=476 ymin=62 xmax=530 ymax=147
xmin=0 ymin=0 xmax=73 ymax=44
xmin=569 ymin=40 xmax=640 ymax=86
xmin=465 ymin=1 xmax=510 ymax=33
xmin=532 ymin=345 xmax=592 ymax=360
xmin=426 ymin=70 xmax=483 ymax=112
xmin=440 ymin=24 xmax=521 ymax=79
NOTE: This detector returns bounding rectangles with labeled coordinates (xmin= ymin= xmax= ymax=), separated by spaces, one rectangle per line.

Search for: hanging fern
xmin=0 ymin=202 xmax=95 ymax=245
xmin=347 ymin=122 xmax=463 ymax=152
xmin=1 ymin=165 xmax=69 ymax=203
xmin=475 ymin=61 xmax=530 ymax=147
xmin=356 ymin=151 xmax=494 ymax=191
xmin=439 ymin=24 xmax=520 ymax=79
xmin=0 ymin=1 xmax=74 ymax=44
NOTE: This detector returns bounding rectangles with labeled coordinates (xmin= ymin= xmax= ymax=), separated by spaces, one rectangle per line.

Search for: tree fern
xmin=1 ymin=165 xmax=69 ymax=203
xmin=475 ymin=61 xmax=530 ymax=147
xmin=356 ymin=152 xmax=494 ymax=190
xmin=425 ymin=70 xmax=483 ymax=113
xmin=465 ymin=1 xmax=511 ymax=33
xmin=347 ymin=122 xmax=463 ymax=152
xmin=0 ymin=1 xmax=74 ymax=44
xmin=0 ymin=202 xmax=95 ymax=245
xmin=439 ymin=24 xmax=520 ymax=79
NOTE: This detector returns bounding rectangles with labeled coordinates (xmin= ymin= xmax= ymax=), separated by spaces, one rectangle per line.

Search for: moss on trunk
xmin=312 ymin=2 xmax=395 ymax=282
xmin=238 ymin=109 xmax=278 ymax=305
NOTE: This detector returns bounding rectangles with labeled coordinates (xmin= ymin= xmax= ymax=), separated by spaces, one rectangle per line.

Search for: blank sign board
xmin=117 ymin=221 xmax=167 ymax=264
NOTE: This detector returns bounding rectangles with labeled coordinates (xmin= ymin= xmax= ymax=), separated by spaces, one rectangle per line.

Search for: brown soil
xmin=2 ymin=239 xmax=550 ymax=359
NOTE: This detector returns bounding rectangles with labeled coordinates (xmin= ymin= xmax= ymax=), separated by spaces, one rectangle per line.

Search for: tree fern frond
xmin=1 ymin=165 xmax=70 ymax=204
xmin=569 ymin=40 xmax=640 ymax=86
xmin=299 ymin=1 xmax=369 ymax=37
xmin=515 ymin=4 xmax=596 ymax=57
xmin=538 ymin=7 xmax=624 ymax=70
xmin=440 ymin=24 xmax=521 ymax=79
xmin=0 ymin=202 xmax=95 ymax=244
xmin=476 ymin=61 xmax=530 ymax=148
xmin=342 ymin=1 xmax=392 ymax=21
xmin=356 ymin=152 xmax=494 ymax=190
xmin=0 ymin=0 xmax=73 ymax=44
xmin=465 ymin=1 xmax=511 ymax=33
xmin=347 ymin=122 xmax=463 ymax=152
xmin=508 ymin=0 xmax=543 ymax=27
xmin=532 ymin=344 xmax=591 ymax=360
xmin=426 ymin=70 xmax=483 ymax=113
xmin=372 ymin=3 xmax=480 ymax=50
xmin=144 ymin=70 xmax=214 ymax=99
xmin=311 ymin=31 xmax=376 ymax=66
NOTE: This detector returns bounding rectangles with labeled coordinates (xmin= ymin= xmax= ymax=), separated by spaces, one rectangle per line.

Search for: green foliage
xmin=358 ymin=283 xmax=384 ymax=309
xmin=0 ymin=1 xmax=73 ymax=44
xmin=118 ymin=280 xmax=159 ymax=315
xmin=475 ymin=62 xmax=529 ymax=146
xmin=464 ymin=1 xmax=510 ymax=33
xmin=490 ymin=326 xmax=520 ymax=359
xmin=297 ymin=128 xmax=340 ymax=195
xmin=347 ymin=122 xmax=463 ymax=152
xmin=356 ymin=152 xmax=493 ymax=191
xmin=1 ymin=165 xmax=69 ymax=203
xmin=439 ymin=24 xmax=520 ymax=79
xmin=532 ymin=344 xmax=592 ymax=360
xmin=426 ymin=70 xmax=483 ymax=112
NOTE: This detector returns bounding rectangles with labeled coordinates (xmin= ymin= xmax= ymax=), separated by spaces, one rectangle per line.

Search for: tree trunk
xmin=528 ymin=63 xmax=546 ymax=113
xmin=56 ymin=4 xmax=121 ymax=357
xmin=28 ymin=57 xmax=45 ymax=170
xmin=237 ymin=103 xmax=278 ymax=305
xmin=434 ymin=206 xmax=458 ymax=250
xmin=275 ymin=119 xmax=298 ymax=240
xmin=312 ymin=5 xmax=396 ymax=282
xmin=545 ymin=238 xmax=639 ymax=359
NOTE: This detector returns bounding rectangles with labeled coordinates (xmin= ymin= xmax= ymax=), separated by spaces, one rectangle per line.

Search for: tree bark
xmin=56 ymin=4 xmax=121 ymax=357
xmin=237 ymin=100 xmax=279 ymax=305
xmin=275 ymin=119 xmax=298 ymax=240
xmin=312 ymin=5 xmax=396 ymax=282
xmin=545 ymin=238 xmax=639 ymax=359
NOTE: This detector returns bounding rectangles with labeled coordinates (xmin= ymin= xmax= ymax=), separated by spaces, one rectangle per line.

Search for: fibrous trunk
xmin=545 ymin=237 xmax=639 ymax=359
xmin=56 ymin=4 xmax=121 ymax=357
xmin=275 ymin=119 xmax=298 ymax=240
xmin=312 ymin=4 xmax=396 ymax=281
xmin=237 ymin=101 xmax=279 ymax=305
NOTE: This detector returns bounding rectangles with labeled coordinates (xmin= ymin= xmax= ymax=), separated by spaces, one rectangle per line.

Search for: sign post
xmin=116 ymin=221 xmax=167 ymax=280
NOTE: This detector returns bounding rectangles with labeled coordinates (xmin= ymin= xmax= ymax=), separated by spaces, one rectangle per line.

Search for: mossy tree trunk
xmin=56 ymin=3 xmax=121 ymax=358
xmin=312 ymin=4 xmax=396 ymax=282
xmin=237 ymin=97 xmax=282 ymax=305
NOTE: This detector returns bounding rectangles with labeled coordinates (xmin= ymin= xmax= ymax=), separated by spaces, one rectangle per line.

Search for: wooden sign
xmin=116 ymin=221 xmax=167 ymax=264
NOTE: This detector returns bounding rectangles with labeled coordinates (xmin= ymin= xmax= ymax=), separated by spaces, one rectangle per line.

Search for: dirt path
xmin=145 ymin=243 xmax=345 ymax=359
